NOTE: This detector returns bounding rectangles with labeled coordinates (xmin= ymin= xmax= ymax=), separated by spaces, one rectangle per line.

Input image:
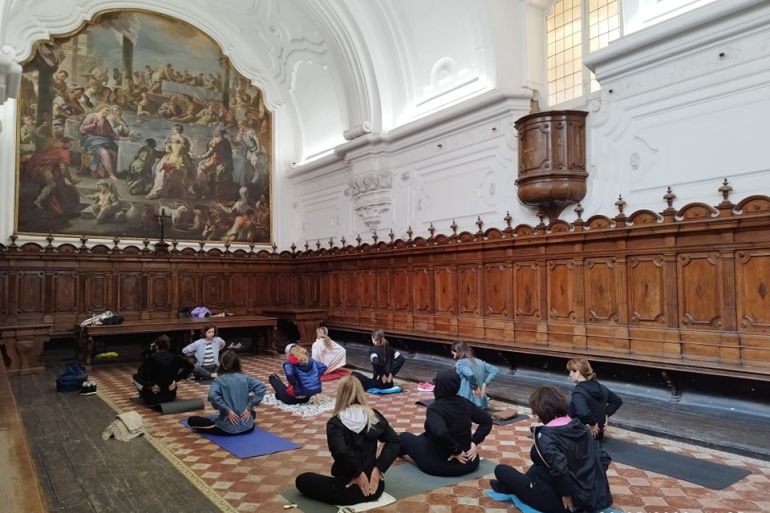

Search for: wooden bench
xmin=0 ymin=323 xmax=52 ymax=375
xmin=0 ymin=364 xmax=47 ymax=513
xmin=75 ymin=315 xmax=277 ymax=366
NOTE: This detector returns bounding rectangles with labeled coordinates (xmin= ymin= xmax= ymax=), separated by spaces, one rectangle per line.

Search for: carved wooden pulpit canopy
xmin=514 ymin=110 xmax=588 ymax=222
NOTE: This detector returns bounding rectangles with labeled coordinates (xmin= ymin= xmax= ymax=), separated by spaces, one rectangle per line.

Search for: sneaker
xmin=417 ymin=382 xmax=435 ymax=392
xmin=80 ymin=381 xmax=97 ymax=396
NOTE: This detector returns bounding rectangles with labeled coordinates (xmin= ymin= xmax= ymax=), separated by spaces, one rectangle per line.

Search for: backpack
xmin=56 ymin=362 xmax=88 ymax=392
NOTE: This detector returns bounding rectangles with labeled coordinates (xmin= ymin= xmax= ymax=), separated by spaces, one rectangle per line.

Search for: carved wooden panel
xmin=229 ymin=273 xmax=248 ymax=308
xmin=434 ymin=265 xmax=456 ymax=314
xmin=202 ymin=274 xmax=225 ymax=309
xmin=147 ymin=273 xmax=171 ymax=311
xmin=297 ymin=273 xmax=319 ymax=307
xmin=547 ymin=261 xmax=576 ymax=320
xmin=484 ymin=263 xmax=509 ymax=316
xmin=0 ymin=272 xmax=7 ymax=316
xmin=737 ymin=251 xmax=770 ymax=333
xmin=361 ymin=271 xmax=375 ymax=308
xmin=275 ymin=274 xmax=293 ymax=305
xmin=117 ymin=272 xmax=142 ymax=312
xmin=318 ymin=274 xmax=330 ymax=307
xmin=628 ymin=256 xmax=666 ymax=325
xmin=177 ymin=273 xmax=198 ymax=309
xmin=51 ymin=271 xmax=78 ymax=313
xmin=678 ymin=253 xmax=722 ymax=329
xmin=253 ymin=274 xmax=271 ymax=306
xmin=376 ymin=271 xmax=390 ymax=309
xmin=338 ymin=272 xmax=351 ymax=308
xmin=514 ymin=263 xmax=539 ymax=319
xmin=82 ymin=273 xmax=112 ymax=313
xmin=413 ymin=267 xmax=432 ymax=312
xmin=458 ymin=265 xmax=479 ymax=314
xmin=585 ymin=258 xmax=619 ymax=323
xmin=392 ymin=269 xmax=410 ymax=310
xmin=17 ymin=272 xmax=45 ymax=314
xmin=328 ymin=272 xmax=341 ymax=307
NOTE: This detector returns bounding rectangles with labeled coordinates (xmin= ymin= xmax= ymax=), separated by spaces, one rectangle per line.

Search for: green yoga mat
xmin=281 ymin=458 xmax=496 ymax=513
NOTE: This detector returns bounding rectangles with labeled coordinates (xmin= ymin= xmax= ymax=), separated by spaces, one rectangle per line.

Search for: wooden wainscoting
xmin=2 ymin=194 xmax=770 ymax=381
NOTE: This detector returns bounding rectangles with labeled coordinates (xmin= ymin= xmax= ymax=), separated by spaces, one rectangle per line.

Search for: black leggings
xmin=295 ymin=471 xmax=385 ymax=506
xmin=187 ymin=416 xmax=255 ymax=436
xmin=269 ymin=374 xmax=310 ymax=405
xmin=399 ymin=432 xmax=480 ymax=477
xmin=351 ymin=371 xmax=393 ymax=391
xmin=492 ymin=464 xmax=570 ymax=513
xmin=132 ymin=374 xmax=177 ymax=405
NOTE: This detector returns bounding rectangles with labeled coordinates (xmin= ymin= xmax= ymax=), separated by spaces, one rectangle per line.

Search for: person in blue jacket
xmin=269 ymin=343 xmax=326 ymax=404
xmin=187 ymin=350 xmax=266 ymax=435
xmin=566 ymin=358 xmax=622 ymax=441
xmin=452 ymin=341 xmax=498 ymax=409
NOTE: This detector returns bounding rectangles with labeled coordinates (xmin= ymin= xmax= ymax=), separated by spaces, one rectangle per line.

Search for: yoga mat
xmin=601 ymin=437 xmax=751 ymax=490
xmin=320 ymin=368 xmax=350 ymax=381
xmin=180 ymin=419 xmax=301 ymax=458
xmin=486 ymin=489 xmax=625 ymax=513
xmin=492 ymin=413 xmax=529 ymax=426
xmin=130 ymin=397 xmax=205 ymax=415
xmin=416 ymin=398 xmax=434 ymax=407
xmin=282 ymin=459 xmax=496 ymax=513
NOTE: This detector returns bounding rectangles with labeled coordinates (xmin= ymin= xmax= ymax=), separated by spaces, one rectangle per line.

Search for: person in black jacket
xmin=567 ymin=358 xmax=622 ymax=441
xmin=400 ymin=369 xmax=493 ymax=476
xmin=295 ymin=375 xmax=401 ymax=505
xmin=351 ymin=329 xmax=405 ymax=390
xmin=132 ymin=335 xmax=193 ymax=405
xmin=492 ymin=385 xmax=613 ymax=513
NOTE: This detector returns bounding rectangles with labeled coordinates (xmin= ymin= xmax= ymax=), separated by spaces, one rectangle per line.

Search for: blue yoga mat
xmin=485 ymin=490 xmax=624 ymax=513
xmin=180 ymin=418 xmax=300 ymax=458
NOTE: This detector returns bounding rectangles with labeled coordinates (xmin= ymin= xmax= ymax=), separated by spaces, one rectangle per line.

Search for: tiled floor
xmin=91 ymin=354 xmax=770 ymax=513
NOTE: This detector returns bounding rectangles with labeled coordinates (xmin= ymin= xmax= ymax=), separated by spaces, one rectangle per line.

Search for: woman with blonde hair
xmin=311 ymin=325 xmax=347 ymax=373
xmin=566 ymin=358 xmax=622 ymax=440
xmin=295 ymin=376 xmax=400 ymax=505
xmin=269 ymin=343 xmax=326 ymax=405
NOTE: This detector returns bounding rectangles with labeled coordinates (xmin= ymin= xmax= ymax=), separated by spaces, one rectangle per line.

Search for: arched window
xmin=546 ymin=0 xmax=622 ymax=106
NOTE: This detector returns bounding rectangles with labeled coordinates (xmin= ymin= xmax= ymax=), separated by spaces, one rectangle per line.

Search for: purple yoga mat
xmin=180 ymin=418 xmax=301 ymax=458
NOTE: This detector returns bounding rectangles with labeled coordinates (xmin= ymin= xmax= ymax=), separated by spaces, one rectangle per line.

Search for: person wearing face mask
xmin=399 ymin=369 xmax=493 ymax=476
xmin=294 ymin=376 xmax=401 ymax=505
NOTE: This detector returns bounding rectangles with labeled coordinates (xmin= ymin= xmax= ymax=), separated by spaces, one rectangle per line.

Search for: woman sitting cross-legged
xmin=269 ymin=343 xmax=326 ymax=405
xmin=400 ymin=369 xmax=493 ymax=476
xmin=311 ymin=326 xmax=347 ymax=373
xmin=452 ymin=341 xmax=499 ymax=410
xmin=132 ymin=334 xmax=193 ymax=405
xmin=491 ymin=385 xmax=613 ymax=513
xmin=351 ymin=329 xmax=405 ymax=391
xmin=182 ymin=323 xmax=226 ymax=380
xmin=295 ymin=376 xmax=401 ymax=506
xmin=187 ymin=350 xmax=267 ymax=435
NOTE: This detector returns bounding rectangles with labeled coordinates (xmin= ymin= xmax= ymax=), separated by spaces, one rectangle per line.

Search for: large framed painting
xmin=15 ymin=10 xmax=272 ymax=244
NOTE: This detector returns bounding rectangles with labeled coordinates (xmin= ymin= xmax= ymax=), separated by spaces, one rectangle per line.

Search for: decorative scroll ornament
xmin=350 ymin=171 xmax=393 ymax=230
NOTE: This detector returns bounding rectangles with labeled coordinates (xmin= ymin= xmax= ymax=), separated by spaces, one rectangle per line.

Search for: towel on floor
xmin=262 ymin=393 xmax=336 ymax=417
xmin=367 ymin=386 xmax=402 ymax=395
xmin=337 ymin=492 xmax=396 ymax=512
xmin=485 ymin=490 xmax=624 ymax=513
xmin=102 ymin=411 xmax=144 ymax=442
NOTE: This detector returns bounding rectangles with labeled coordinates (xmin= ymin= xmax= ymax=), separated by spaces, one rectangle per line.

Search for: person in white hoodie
xmin=310 ymin=326 xmax=346 ymax=373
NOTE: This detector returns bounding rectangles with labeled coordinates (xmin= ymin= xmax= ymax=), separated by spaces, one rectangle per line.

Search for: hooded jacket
xmin=136 ymin=350 xmax=193 ymax=389
xmin=369 ymin=346 xmax=405 ymax=380
xmin=569 ymin=380 xmax=622 ymax=428
xmin=425 ymin=369 xmax=493 ymax=456
xmin=532 ymin=418 xmax=613 ymax=512
xmin=327 ymin=408 xmax=400 ymax=482
xmin=283 ymin=356 xmax=327 ymax=397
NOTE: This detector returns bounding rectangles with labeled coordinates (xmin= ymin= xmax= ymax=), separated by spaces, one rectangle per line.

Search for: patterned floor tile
xmin=92 ymin=354 xmax=770 ymax=513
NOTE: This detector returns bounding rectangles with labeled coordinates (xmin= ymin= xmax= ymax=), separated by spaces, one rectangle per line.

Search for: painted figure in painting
xmin=16 ymin=10 xmax=272 ymax=242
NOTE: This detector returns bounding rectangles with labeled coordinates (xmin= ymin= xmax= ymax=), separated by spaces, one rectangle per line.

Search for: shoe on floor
xmin=80 ymin=381 xmax=97 ymax=396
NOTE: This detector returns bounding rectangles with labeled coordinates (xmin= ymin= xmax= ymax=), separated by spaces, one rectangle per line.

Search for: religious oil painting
xmin=16 ymin=10 xmax=272 ymax=244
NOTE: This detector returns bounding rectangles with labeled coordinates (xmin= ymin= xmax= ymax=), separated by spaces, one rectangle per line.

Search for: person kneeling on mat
xmin=351 ymin=329 xmax=405 ymax=391
xmin=295 ymin=376 xmax=400 ymax=505
xmin=491 ymin=385 xmax=613 ymax=513
xmin=400 ymin=369 xmax=493 ymax=476
xmin=188 ymin=350 xmax=266 ymax=435
xmin=133 ymin=334 xmax=193 ymax=405
xmin=269 ymin=343 xmax=326 ymax=405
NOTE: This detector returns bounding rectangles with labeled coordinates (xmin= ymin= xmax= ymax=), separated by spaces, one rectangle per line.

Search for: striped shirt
xmin=202 ymin=342 xmax=216 ymax=367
